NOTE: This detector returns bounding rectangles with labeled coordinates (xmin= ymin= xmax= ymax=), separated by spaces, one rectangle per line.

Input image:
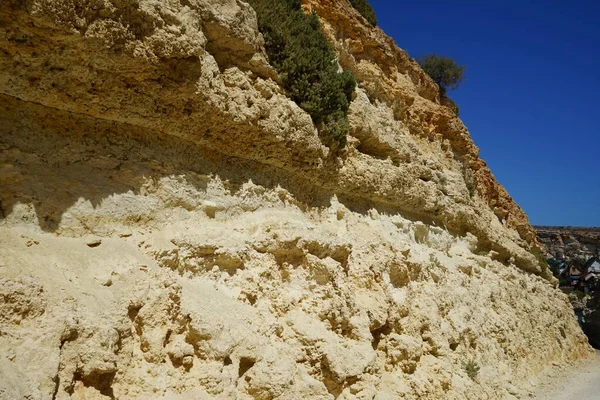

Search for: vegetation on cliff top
xmin=348 ymin=0 xmax=378 ymax=26
xmin=248 ymin=0 xmax=356 ymax=149
xmin=417 ymin=54 xmax=465 ymax=115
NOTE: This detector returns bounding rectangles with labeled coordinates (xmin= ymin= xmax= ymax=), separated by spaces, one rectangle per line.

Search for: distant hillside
xmin=535 ymin=226 xmax=600 ymax=260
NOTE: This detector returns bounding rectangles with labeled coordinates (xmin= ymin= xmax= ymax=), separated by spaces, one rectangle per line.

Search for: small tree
xmin=417 ymin=54 xmax=465 ymax=115
xmin=417 ymin=54 xmax=465 ymax=93
xmin=547 ymin=258 xmax=562 ymax=277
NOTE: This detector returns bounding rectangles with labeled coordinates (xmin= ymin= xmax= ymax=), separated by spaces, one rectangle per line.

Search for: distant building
xmin=586 ymin=259 xmax=600 ymax=273
xmin=561 ymin=264 xmax=584 ymax=279
xmin=561 ymin=257 xmax=600 ymax=292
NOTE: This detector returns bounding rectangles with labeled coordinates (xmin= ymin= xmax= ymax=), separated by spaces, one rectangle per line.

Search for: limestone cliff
xmin=535 ymin=226 xmax=600 ymax=260
xmin=0 ymin=0 xmax=593 ymax=399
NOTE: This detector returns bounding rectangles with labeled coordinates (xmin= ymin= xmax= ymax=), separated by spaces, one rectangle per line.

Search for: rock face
xmin=0 ymin=0 xmax=593 ymax=399
xmin=571 ymin=293 xmax=600 ymax=349
xmin=583 ymin=309 xmax=600 ymax=349
xmin=535 ymin=226 xmax=600 ymax=260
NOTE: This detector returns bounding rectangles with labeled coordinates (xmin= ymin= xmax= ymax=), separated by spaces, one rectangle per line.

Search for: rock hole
xmin=127 ymin=304 xmax=141 ymax=322
xmin=59 ymin=325 xmax=78 ymax=350
xmin=238 ymin=357 xmax=255 ymax=378
xmin=304 ymin=241 xmax=351 ymax=268
xmin=320 ymin=359 xmax=343 ymax=399
xmin=71 ymin=371 xmax=116 ymax=399
xmin=355 ymin=137 xmax=398 ymax=162
xmin=370 ymin=323 xmax=390 ymax=350
xmin=245 ymin=293 xmax=257 ymax=306
xmin=164 ymin=56 xmax=203 ymax=84
xmin=169 ymin=353 xmax=183 ymax=368
xmin=271 ymin=240 xmax=306 ymax=268
xmin=450 ymin=342 xmax=458 ymax=351
xmin=224 ymin=356 xmax=232 ymax=366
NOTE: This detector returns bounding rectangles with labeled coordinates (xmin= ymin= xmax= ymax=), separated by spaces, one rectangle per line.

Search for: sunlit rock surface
xmin=0 ymin=0 xmax=593 ymax=399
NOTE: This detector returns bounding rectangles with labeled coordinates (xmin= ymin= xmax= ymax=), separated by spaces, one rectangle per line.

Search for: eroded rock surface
xmin=535 ymin=226 xmax=600 ymax=260
xmin=0 ymin=0 xmax=593 ymax=399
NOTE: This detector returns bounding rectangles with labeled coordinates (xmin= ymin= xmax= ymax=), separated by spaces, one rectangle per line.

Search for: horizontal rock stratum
xmin=0 ymin=0 xmax=593 ymax=399
xmin=535 ymin=226 xmax=600 ymax=260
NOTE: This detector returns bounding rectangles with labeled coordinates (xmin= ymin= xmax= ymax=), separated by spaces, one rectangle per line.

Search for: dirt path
xmin=533 ymin=350 xmax=600 ymax=400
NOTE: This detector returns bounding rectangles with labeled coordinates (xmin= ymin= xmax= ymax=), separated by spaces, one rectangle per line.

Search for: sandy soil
xmin=533 ymin=349 xmax=600 ymax=400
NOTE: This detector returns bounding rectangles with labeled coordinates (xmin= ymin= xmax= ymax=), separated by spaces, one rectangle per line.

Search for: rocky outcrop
xmin=306 ymin=0 xmax=539 ymax=249
xmin=535 ymin=226 xmax=600 ymax=260
xmin=0 ymin=0 xmax=593 ymax=399
xmin=583 ymin=310 xmax=600 ymax=349
xmin=569 ymin=292 xmax=600 ymax=349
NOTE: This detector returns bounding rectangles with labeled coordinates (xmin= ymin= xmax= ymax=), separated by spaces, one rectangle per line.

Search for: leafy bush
xmin=417 ymin=54 xmax=465 ymax=115
xmin=463 ymin=167 xmax=475 ymax=198
xmin=248 ymin=0 xmax=356 ymax=148
xmin=348 ymin=0 xmax=377 ymax=26
xmin=417 ymin=54 xmax=465 ymax=91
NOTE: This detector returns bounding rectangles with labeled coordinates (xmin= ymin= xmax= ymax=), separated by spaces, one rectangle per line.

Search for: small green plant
xmin=348 ymin=0 xmax=377 ymax=26
xmin=463 ymin=360 xmax=480 ymax=380
xmin=463 ymin=167 xmax=475 ymax=198
xmin=248 ymin=0 xmax=356 ymax=149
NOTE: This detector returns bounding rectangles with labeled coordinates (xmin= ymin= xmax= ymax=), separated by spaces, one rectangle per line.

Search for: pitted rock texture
xmin=0 ymin=0 xmax=594 ymax=399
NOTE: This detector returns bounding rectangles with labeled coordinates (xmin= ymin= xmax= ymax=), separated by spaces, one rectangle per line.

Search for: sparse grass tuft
xmin=463 ymin=360 xmax=480 ymax=380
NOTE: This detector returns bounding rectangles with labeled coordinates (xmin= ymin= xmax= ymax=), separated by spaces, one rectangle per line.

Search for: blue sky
xmin=368 ymin=0 xmax=600 ymax=227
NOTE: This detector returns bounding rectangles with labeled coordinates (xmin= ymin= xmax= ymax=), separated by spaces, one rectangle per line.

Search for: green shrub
xmin=248 ymin=0 xmax=356 ymax=149
xmin=417 ymin=54 xmax=465 ymax=91
xmin=463 ymin=167 xmax=475 ymax=198
xmin=417 ymin=54 xmax=465 ymax=115
xmin=348 ymin=0 xmax=377 ymax=26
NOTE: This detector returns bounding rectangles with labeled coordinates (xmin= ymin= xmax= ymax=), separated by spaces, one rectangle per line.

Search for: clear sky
xmin=368 ymin=0 xmax=600 ymax=227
